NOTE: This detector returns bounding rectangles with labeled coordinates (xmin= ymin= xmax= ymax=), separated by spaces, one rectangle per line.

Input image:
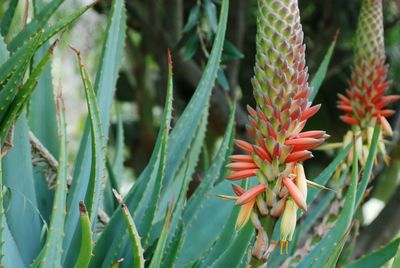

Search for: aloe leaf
xmin=324 ymin=226 xmax=352 ymax=268
xmin=121 ymin=112 xmax=206 ymax=268
xmin=63 ymin=0 xmax=126 ymax=264
xmin=103 ymin=159 xmax=119 ymax=214
xmin=2 ymin=115 xmax=41 ymax=266
xmin=0 ymin=41 xmax=56 ymax=144
xmin=169 ymin=107 xmax=234 ymax=267
xmin=151 ymin=0 xmax=229 ymax=243
xmin=355 ymin=124 xmax=380 ymax=208
xmin=175 ymin=181 xmax=235 ymax=267
xmin=89 ymin=48 xmax=173 ymax=268
xmin=113 ymin=190 xmax=145 ymax=268
xmin=182 ymin=106 xmax=235 ymax=221
xmin=90 ymin=0 xmax=228 ymax=265
xmin=154 ymin=110 xmax=207 ymax=234
xmin=33 ymin=0 xmax=47 ymax=15
xmin=39 ymin=92 xmax=68 ymax=267
xmin=112 ymin=103 xmax=124 ymax=175
xmin=0 ymin=34 xmax=8 ymax=64
xmin=148 ymin=202 xmax=174 ymax=268
xmin=103 ymin=104 xmax=124 ymax=214
xmin=161 ymin=0 xmax=229 ymax=191
xmin=71 ymin=47 xmax=106 ymax=226
xmin=0 ymin=31 xmax=43 ymax=121
xmin=8 ymin=0 xmax=65 ymax=52
xmin=160 ymin=223 xmax=185 ymax=268
xmin=0 ymin=2 xmax=92 ymax=87
xmin=309 ymin=32 xmax=338 ymax=102
xmin=0 ymin=139 xmax=4 ymax=266
xmin=391 ymin=242 xmax=400 ymax=268
xmin=344 ymin=237 xmax=400 ymax=268
xmin=298 ymin=143 xmax=358 ymax=268
xmin=135 ymin=50 xmax=173 ymax=246
xmin=74 ymin=202 xmax=93 ymax=268
xmin=209 ymin=222 xmax=254 ymax=268
xmin=0 ymin=33 xmax=25 ymax=268
xmin=197 ymin=202 xmax=241 ymax=267
xmin=308 ymin=144 xmax=352 ymax=204
xmin=29 ymin=3 xmax=59 ymax=222
xmin=3 ymin=222 xmax=25 ymax=267
xmin=0 ymin=0 xmax=18 ymax=38
xmin=29 ymin=44 xmax=58 ymax=156
xmin=301 ymin=168 xmax=348 ymax=235
xmin=0 ymin=139 xmax=6 ymax=266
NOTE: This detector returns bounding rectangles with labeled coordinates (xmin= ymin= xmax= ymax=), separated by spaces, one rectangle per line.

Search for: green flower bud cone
xmin=354 ymin=0 xmax=385 ymax=66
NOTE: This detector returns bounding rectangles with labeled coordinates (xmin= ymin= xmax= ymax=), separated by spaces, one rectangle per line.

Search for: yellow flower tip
xmin=279 ymin=240 xmax=289 ymax=255
xmin=383 ymin=155 xmax=390 ymax=166
xmin=380 ymin=116 xmax=393 ymax=136
xmin=235 ymin=199 xmax=256 ymax=230
xmin=280 ymin=199 xmax=298 ymax=244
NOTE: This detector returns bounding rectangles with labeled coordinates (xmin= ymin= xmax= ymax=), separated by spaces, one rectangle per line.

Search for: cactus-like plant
xmin=0 ymin=0 xmax=400 ymax=267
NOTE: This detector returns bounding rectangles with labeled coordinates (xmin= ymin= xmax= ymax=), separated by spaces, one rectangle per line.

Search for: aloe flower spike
xmin=222 ymin=0 xmax=329 ymax=256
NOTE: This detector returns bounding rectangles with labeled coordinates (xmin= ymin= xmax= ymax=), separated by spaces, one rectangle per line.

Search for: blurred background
xmin=1 ymin=0 xmax=400 ymax=256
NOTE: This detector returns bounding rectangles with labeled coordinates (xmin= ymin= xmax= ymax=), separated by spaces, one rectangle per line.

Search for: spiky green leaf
xmin=148 ymin=203 xmax=174 ymax=268
xmin=298 ymin=143 xmax=358 ymax=268
xmin=63 ymin=0 xmax=126 ymax=264
xmin=309 ymin=33 xmax=338 ymax=102
xmin=39 ymin=93 xmax=68 ymax=268
xmin=74 ymin=202 xmax=93 ymax=268
xmin=355 ymin=124 xmax=381 ymax=208
xmin=344 ymin=237 xmax=400 ymax=268
xmin=0 ymin=41 xmax=55 ymax=144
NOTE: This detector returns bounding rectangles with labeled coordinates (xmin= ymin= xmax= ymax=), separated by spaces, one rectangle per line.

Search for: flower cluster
xmin=224 ymin=0 xmax=328 ymax=254
xmin=338 ymin=0 xmax=399 ymax=164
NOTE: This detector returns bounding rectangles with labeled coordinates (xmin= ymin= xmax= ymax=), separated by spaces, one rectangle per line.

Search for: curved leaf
xmin=0 ymin=0 xmax=18 ymax=37
xmin=113 ymin=190 xmax=145 ymax=268
xmin=0 ymin=41 xmax=55 ymax=144
xmin=3 ymin=115 xmax=41 ymax=266
xmin=344 ymin=237 xmax=400 ymax=268
xmin=89 ymin=47 xmax=173 ymax=268
xmin=40 ymin=93 xmax=68 ymax=268
xmin=355 ymin=124 xmax=380 ymax=208
xmin=71 ymin=47 xmax=106 ymax=226
xmin=172 ymin=109 xmax=235 ymax=266
xmin=63 ymin=0 xmax=126 ymax=264
xmin=90 ymin=0 xmax=229 ymax=266
xmin=148 ymin=202 xmax=174 ymax=268
xmin=309 ymin=32 xmax=338 ymax=102
xmin=209 ymin=222 xmax=254 ymax=268
xmin=298 ymin=143 xmax=358 ymax=268
xmin=8 ymin=0 xmax=65 ymax=52
xmin=74 ymin=202 xmax=93 ymax=268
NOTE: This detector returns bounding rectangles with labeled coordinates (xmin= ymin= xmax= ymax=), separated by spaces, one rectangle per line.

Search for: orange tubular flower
xmin=222 ymin=0 xmax=329 ymax=254
xmin=338 ymin=0 xmax=399 ymax=164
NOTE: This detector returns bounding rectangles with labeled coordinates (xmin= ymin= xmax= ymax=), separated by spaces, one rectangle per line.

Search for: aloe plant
xmin=0 ymin=0 xmax=399 ymax=267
